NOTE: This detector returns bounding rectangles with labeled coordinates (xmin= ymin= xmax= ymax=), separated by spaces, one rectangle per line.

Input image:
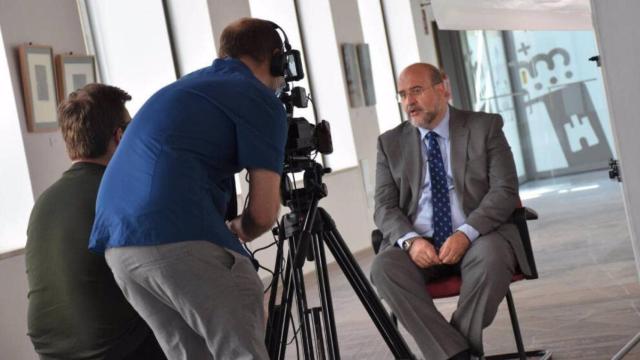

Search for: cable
xmin=250 ymin=219 xmax=288 ymax=294
xmin=242 ymin=172 xmax=250 ymax=211
xmin=250 ymin=240 xmax=278 ymax=254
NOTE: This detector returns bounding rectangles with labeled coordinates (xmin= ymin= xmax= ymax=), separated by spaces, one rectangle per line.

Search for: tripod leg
xmin=318 ymin=209 xmax=415 ymax=360
xmin=312 ymin=233 xmax=340 ymax=360
xmin=291 ymin=248 xmax=317 ymax=360
xmin=266 ymin=237 xmax=285 ymax=355
xmin=267 ymin=247 xmax=293 ymax=360
xmin=267 ymin=242 xmax=317 ymax=360
xmin=311 ymin=307 xmax=326 ymax=360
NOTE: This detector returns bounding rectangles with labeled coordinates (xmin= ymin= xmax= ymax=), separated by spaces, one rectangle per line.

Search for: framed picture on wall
xmin=18 ymin=44 xmax=59 ymax=132
xmin=55 ymin=54 xmax=97 ymax=101
xmin=341 ymin=43 xmax=364 ymax=108
xmin=356 ymin=43 xmax=376 ymax=106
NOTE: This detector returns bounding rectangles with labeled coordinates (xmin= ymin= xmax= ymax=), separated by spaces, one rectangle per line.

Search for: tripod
xmin=264 ymin=159 xmax=414 ymax=360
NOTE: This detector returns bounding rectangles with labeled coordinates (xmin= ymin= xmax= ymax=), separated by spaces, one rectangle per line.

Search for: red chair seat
xmin=426 ymin=273 xmax=526 ymax=299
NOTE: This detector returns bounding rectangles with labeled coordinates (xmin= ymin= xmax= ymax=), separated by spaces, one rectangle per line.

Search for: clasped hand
xmin=227 ymin=216 xmax=250 ymax=242
xmin=407 ymin=231 xmax=470 ymax=268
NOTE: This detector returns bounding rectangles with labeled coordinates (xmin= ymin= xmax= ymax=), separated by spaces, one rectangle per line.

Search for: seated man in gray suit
xmin=370 ymin=63 xmax=532 ymax=360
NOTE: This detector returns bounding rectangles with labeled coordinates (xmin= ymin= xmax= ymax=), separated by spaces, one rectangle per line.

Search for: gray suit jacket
xmin=374 ymin=106 xmax=532 ymax=277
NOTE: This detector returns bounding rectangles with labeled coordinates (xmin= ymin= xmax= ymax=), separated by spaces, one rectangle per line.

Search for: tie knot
xmin=426 ymin=131 xmax=438 ymax=142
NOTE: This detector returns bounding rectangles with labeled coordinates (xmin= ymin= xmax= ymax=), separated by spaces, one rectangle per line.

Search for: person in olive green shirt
xmin=25 ymin=84 xmax=165 ymax=360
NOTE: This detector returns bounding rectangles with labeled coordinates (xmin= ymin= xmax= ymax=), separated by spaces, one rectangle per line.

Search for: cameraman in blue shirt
xmin=90 ymin=18 xmax=288 ymax=359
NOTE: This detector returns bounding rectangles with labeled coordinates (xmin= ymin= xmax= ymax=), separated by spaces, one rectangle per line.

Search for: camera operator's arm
xmin=229 ymin=168 xmax=281 ymax=242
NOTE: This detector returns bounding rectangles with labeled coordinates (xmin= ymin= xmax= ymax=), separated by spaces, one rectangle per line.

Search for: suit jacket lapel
xmin=449 ymin=107 xmax=469 ymax=212
xmin=402 ymin=124 xmax=422 ymax=220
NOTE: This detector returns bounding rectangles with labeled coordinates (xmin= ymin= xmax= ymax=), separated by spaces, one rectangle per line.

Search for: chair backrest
xmin=509 ymin=206 xmax=539 ymax=280
xmin=371 ymin=205 xmax=539 ymax=279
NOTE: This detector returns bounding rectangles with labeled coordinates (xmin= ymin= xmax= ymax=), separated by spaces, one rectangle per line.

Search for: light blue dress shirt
xmin=397 ymin=107 xmax=480 ymax=247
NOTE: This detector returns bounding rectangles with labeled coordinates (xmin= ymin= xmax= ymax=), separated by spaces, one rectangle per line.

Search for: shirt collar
xmin=211 ymin=57 xmax=255 ymax=79
xmin=417 ymin=106 xmax=450 ymax=141
xmin=211 ymin=57 xmax=275 ymax=94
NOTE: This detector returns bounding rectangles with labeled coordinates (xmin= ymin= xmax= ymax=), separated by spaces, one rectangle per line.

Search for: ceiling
xmin=431 ymin=0 xmax=592 ymax=30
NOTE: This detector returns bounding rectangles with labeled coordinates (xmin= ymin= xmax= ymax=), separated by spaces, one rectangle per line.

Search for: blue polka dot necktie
xmin=425 ymin=131 xmax=452 ymax=249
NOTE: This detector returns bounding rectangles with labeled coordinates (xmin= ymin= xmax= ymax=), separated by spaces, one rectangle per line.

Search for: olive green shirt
xmin=26 ymin=162 xmax=149 ymax=359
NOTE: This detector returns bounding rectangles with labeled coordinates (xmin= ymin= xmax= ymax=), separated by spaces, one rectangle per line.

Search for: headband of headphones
xmin=269 ymin=21 xmax=290 ymax=77
xmin=270 ymin=21 xmax=292 ymax=52
xmin=268 ymin=21 xmax=304 ymax=81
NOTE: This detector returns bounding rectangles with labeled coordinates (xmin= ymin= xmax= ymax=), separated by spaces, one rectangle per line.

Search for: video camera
xmin=279 ymin=86 xmax=332 ymax=159
xmin=270 ymin=21 xmax=332 ymax=164
xmin=275 ymin=46 xmax=333 ymax=209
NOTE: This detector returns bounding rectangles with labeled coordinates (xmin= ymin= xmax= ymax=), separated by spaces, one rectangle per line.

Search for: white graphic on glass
xmin=565 ymin=114 xmax=598 ymax=153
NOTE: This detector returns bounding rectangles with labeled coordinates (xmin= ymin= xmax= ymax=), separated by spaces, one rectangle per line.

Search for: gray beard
xmin=410 ymin=111 xmax=438 ymax=129
xmin=423 ymin=111 xmax=437 ymax=125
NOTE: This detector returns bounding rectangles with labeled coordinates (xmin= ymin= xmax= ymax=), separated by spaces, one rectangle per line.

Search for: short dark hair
xmin=58 ymin=83 xmax=131 ymax=160
xmin=218 ymin=17 xmax=283 ymax=63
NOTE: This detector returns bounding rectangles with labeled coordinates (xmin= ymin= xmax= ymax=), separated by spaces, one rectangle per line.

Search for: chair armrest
xmin=525 ymin=207 xmax=538 ymax=221
xmin=372 ymin=229 xmax=383 ymax=254
xmin=510 ymin=207 xmax=539 ymax=280
xmin=510 ymin=207 xmax=538 ymax=223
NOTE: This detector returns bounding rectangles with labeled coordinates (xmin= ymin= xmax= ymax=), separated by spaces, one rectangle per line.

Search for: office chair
xmin=371 ymin=205 xmax=552 ymax=360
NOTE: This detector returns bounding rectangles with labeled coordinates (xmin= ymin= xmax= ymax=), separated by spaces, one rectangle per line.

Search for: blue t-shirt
xmin=89 ymin=58 xmax=287 ymax=257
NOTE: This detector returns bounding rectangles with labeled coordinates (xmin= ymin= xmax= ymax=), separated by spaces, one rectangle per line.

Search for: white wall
xmin=0 ymin=0 xmax=86 ymax=358
xmin=411 ymin=0 xmax=440 ymax=66
xmin=0 ymin=254 xmax=33 ymax=360
xmin=591 ymin=0 xmax=640 ymax=280
xmin=0 ymin=0 xmax=79 ymax=198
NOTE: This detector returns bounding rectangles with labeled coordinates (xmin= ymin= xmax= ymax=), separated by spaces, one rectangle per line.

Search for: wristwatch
xmin=401 ymin=238 xmax=415 ymax=251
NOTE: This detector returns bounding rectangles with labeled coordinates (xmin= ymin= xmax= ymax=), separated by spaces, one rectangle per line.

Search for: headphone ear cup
xmin=270 ymin=52 xmax=285 ymax=77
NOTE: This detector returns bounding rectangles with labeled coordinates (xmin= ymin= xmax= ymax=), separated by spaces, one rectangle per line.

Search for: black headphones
xmin=269 ymin=21 xmax=292 ymax=77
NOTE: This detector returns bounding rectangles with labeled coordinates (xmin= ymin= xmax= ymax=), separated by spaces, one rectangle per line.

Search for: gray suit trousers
xmin=106 ymin=240 xmax=268 ymax=360
xmin=370 ymin=233 xmax=516 ymax=360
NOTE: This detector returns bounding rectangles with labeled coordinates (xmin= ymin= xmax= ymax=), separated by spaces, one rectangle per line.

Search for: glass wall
xmin=0 ymin=25 xmax=34 ymax=252
xmin=460 ymin=30 xmax=613 ymax=181
xmin=164 ymin=0 xmax=217 ymax=76
xmin=86 ymin=0 xmax=176 ymax=115
xmin=509 ymin=31 xmax=614 ymax=177
xmin=357 ymin=0 xmax=402 ymax=133
xmin=461 ymin=31 xmax=526 ymax=178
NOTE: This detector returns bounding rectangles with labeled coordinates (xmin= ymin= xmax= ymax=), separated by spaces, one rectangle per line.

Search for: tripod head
xmin=280 ymin=159 xmax=330 ymax=211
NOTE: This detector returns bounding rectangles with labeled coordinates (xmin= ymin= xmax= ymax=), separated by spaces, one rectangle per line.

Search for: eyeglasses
xmin=396 ymin=82 xmax=442 ymax=102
